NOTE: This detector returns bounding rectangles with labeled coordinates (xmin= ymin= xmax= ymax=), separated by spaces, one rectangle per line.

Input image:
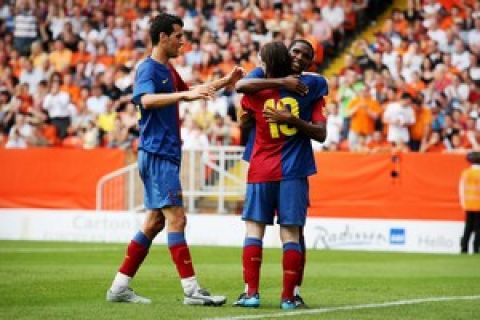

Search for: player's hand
xmin=263 ymin=105 xmax=295 ymax=124
xmin=282 ymin=76 xmax=308 ymax=96
xmin=226 ymin=66 xmax=246 ymax=87
xmin=184 ymin=85 xmax=215 ymax=101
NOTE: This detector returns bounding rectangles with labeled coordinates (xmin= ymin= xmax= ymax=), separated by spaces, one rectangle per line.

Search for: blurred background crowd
xmin=0 ymin=0 xmax=478 ymax=154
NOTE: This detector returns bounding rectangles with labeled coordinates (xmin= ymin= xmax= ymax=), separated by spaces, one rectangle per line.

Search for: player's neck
xmin=151 ymin=47 xmax=169 ymax=65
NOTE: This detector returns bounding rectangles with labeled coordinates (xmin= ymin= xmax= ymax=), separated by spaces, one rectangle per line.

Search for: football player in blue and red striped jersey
xmin=106 ymin=13 xmax=243 ymax=306
xmin=234 ymin=40 xmax=327 ymax=310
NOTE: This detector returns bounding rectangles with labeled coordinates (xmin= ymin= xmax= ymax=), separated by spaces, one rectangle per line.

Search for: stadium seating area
xmin=323 ymin=0 xmax=480 ymax=154
xmin=0 ymin=0 xmax=478 ymax=154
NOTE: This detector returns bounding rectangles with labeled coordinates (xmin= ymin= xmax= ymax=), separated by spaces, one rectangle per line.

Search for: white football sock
xmin=181 ymin=276 xmax=199 ymax=296
xmin=110 ymin=272 xmax=131 ymax=294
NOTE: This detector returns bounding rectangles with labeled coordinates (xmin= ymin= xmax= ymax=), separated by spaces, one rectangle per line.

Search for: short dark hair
xmin=150 ymin=13 xmax=184 ymax=45
xmin=288 ymin=39 xmax=314 ymax=60
xmin=260 ymin=41 xmax=292 ymax=78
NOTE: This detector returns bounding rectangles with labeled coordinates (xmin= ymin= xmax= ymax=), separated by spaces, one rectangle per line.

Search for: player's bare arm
xmin=140 ymin=64 xmax=243 ymax=110
xmin=209 ymin=66 xmax=245 ymax=91
xmin=140 ymin=85 xmax=216 ymax=109
xmin=235 ymin=75 xmax=308 ymax=95
xmin=263 ymin=107 xmax=326 ymax=143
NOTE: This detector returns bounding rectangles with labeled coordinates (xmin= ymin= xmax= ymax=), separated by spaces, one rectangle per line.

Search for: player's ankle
xmin=181 ymin=276 xmax=199 ymax=296
xmin=110 ymin=272 xmax=131 ymax=294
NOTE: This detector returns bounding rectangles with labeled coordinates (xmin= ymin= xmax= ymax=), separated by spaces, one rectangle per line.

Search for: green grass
xmin=0 ymin=241 xmax=479 ymax=319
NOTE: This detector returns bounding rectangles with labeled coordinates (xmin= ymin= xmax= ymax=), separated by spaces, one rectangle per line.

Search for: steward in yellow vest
xmin=459 ymin=152 xmax=480 ymax=254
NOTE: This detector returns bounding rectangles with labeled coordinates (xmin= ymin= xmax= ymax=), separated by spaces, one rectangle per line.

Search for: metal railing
xmin=96 ymin=146 xmax=247 ymax=213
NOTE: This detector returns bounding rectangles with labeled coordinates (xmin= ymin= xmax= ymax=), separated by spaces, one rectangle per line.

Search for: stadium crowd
xmin=322 ymin=0 xmax=480 ymax=153
xmin=0 ymin=0 xmax=478 ymax=154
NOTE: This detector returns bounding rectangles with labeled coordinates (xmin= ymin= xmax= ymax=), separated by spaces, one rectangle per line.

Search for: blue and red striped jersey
xmin=241 ymin=68 xmax=328 ymax=183
xmin=132 ymin=58 xmax=188 ymax=164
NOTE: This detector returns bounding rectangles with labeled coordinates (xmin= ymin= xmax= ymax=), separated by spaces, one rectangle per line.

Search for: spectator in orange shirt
xmin=71 ymin=40 xmax=91 ymax=66
xmin=96 ymin=43 xmax=115 ymax=67
xmin=114 ymin=36 xmax=135 ymax=66
xmin=30 ymin=41 xmax=48 ymax=70
xmin=420 ymin=130 xmax=446 ymax=152
xmin=48 ymin=39 xmax=72 ymax=72
xmin=9 ymin=49 xmax=23 ymax=79
xmin=444 ymin=132 xmax=470 ymax=154
xmin=367 ymin=130 xmax=392 ymax=153
xmin=346 ymin=86 xmax=382 ymax=150
xmin=16 ymin=83 xmax=33 ymax=114
xmin=61 ymin=73 xmax=81 ymax=108
xmin=406 ymin=71 xmax=426 ymax=96
xmin=217 ymin=50 xmax=236 ymax=76
xmin=409 ymin=97 xmax=432 ymax=151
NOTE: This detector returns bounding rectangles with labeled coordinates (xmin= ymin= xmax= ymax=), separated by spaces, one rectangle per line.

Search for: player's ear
xmin=159 ymin=32 xmax=169 ymax=42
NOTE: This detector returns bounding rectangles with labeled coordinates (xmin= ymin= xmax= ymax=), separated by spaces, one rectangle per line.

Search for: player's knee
xmin=151 ymin=215 xmax=165 ymax=233
xmin=169 ymin=214 xmax=187 ymax=231
xmin=144 ymin=213 xmax=165 ymax=235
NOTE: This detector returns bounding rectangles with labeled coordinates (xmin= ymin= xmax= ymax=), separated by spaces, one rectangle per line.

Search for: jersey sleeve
xmin=170 ymin=65 xmax=189 ymax=91
xmin=244 ymin=67 xmax=265 ymax=79
xmin=312 ymin=75 xmax=329 ymax=99
xmin=176 ymin=75 xmax=189 ymax=92
xmin=311 ymin=97 xmax=326 ymax=123
xmin=132 ymin=66 xmax=155 ymax=105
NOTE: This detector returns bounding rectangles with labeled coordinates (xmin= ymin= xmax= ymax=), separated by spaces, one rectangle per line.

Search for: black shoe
xmin=294 ymin=295 xmax=308 ymax=308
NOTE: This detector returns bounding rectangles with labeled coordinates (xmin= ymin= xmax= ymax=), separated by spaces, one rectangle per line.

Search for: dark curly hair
xmin=259 ymin=41 xmax=292 ymax=78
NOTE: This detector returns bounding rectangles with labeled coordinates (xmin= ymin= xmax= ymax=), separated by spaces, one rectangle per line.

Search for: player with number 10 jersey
xmin=242 ymin=68 xmax=328 ymax=184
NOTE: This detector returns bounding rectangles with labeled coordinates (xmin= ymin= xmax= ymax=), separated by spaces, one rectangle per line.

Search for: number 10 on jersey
xmin=264 ymin=97 xmax=300 ymax=138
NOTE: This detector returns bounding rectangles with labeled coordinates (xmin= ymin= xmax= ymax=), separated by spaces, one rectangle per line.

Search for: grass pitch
xmin=0 ymin=240 xmax=479 ymax=320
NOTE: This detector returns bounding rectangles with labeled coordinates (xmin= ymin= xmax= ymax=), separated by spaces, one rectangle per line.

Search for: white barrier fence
xmin=0 ymin=209 xmax=466 ymax=254
xmin=96 ymin=146 xmax=247 ymax=213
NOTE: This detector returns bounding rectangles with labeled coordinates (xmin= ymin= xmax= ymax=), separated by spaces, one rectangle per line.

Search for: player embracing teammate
xmin=234 ymin=40 xmax=328 ymax=309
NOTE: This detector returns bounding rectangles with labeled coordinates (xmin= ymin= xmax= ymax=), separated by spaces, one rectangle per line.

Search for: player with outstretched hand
xmin=233 ymin=41 xmax=328 ymax=310
xmin=106 ymin=13 xmax=243 ymax=306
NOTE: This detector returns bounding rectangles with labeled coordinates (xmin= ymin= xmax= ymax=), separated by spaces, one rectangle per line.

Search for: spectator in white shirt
xmin=79 ymin=20 xmax=101 ymax=54
xmin=381 ymin=41 xmax=399 ymax=76
xmin=19 ymin=59 xmax=45 ymax=95
xmin=86 ymin=84 xmax=109 ymax=115
xmin=5 ymin=113 xmax=33 ymax=148
xmin=383 ymin=93 xmax=416 ymax=147
xmin=321 ymin=0 xmax=345 ymax=30
xmin=313 ymin=102 xmax=342 ymax=151
xmin=427 ymin=19 xmax=448 ymax=52
xmin=451 ymin=40 xmax=471 ymax=71
xmin=469 ymin=54 xmax=480 ymax=83
xmin=422 ymin=0 xmax=441 ymax=16
xmin=43 ymin=79 xmax=72 ymax=139
xmin=312 ymin=7 xmax=333 ymax=47
xmin=468 ymin=19 xmax=480 ymax=55
xmin=403 ymin=42 xmax=424 ymax=74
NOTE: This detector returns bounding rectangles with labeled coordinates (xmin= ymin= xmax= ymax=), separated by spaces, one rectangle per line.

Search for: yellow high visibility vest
xmin=460 ymin=167 xmax=480 ymax=211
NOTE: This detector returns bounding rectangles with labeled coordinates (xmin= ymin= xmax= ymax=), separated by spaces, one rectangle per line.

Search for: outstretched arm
xmin=140 ymin=66 xmax=244 ymax=109
xmin=236 ymin=76 xmax=309 ymax=95
xmin=208 ymin=66 xmax=245 ymax=91
xmin=141 ymin=85 xmax=215 ymax=109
